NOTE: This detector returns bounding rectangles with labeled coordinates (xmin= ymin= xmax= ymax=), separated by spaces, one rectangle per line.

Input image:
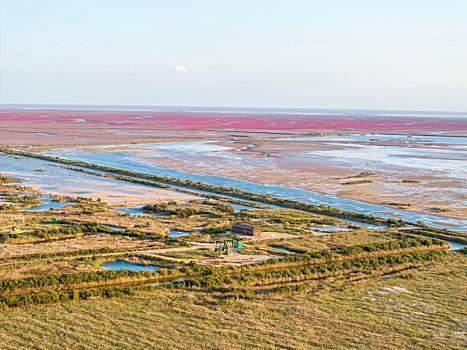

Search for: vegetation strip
xmin=179 ymin=253 xmax=444 ymax=290
xmin=401 ymin=227 xmax=467 ymax=243
xmin=0 ymin=249 xmax=447 ymax=308
xmin=0 ymin=237 xmax=446 ymax=295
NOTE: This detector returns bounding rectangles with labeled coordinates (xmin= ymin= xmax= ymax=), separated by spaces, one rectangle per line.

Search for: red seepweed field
xmin=2 ymin=109 xmax=466 ymax=132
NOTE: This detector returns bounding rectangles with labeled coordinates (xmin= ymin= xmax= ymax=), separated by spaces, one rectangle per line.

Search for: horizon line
xmin=1 ymin=103 xmax=466 ymax=116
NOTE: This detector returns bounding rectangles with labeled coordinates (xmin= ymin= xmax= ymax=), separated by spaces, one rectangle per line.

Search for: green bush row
xmin=401 ymin=227 xmax=467 ymax=242
xmin=253 ymin=236 xmax=446 ymax=267
xmin=177 ymin=250 xmax=447 ymax=289
xmin=175 ymin=236 xmax=446 ymax=279
xmin=0 ymin=247 xmax=125 ymax=262
xmin=0 ymin=269 xmax=156 ymax=293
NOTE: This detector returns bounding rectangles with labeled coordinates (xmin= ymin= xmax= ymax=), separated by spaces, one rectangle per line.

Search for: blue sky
xmin=1 ymin=0 xmax=466 ymax=110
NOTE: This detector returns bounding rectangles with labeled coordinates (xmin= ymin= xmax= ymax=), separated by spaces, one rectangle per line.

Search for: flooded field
xmin=0 ymin=154 xmax=195 ymax=205
xmin=302 ymin=141 xmax=467 ymax=181
xmin=37 ymin=129 xmax=466 ymax=220
xmin=41 ymin=143 xmax=467 ymax=231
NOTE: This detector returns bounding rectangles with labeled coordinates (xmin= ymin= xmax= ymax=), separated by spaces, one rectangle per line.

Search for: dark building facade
xmin=231 ymin=222 xmax=261 ymax=236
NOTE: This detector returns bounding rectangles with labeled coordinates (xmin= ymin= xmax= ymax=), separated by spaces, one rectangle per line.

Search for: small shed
xmin=231 ymin=222 xmax=261 ymax=237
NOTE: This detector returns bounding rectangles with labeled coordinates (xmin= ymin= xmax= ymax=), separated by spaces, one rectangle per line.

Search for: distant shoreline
xmin=1 ymin=103 xmax=466 ymax=118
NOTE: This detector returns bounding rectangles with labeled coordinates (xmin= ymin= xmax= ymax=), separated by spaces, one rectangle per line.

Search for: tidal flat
xmin=0 ymin=108 xmax=465 ymax=349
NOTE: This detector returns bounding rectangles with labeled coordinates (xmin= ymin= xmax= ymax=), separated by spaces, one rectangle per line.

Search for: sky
xmin=1 ymin=0 xmax=466 ymax=110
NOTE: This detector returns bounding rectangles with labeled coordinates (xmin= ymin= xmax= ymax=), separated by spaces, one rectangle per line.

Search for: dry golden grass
xmin=0 ymin=260 xmax=98 ymax=280
xmin=0 ymin=234 xmax=150 ymax=259
xmin=265 ymin=228 xmax=396 ymax=252
xmin=0 ymin=254 xmax=464 ymax=350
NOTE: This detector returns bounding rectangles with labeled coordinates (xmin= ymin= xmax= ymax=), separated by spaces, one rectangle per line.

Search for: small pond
xmin=115 ymin=205 xmax=167 ymax=218
xmin=22 ymin=195 xmax=75 ymax=212
xmin=115 ymin=205 xmax=147 ymax=215
xmin=270 ymin=245 xmax=295 ymax=253
xmin=446 ymin=241 xmax=466 ymax=251
xmin=169 ymin=229 xmax=192 ymax=238
xmin=103 ymin=224 xmax=126 ymax=232
xmin=101 ymin=260 xmax=158 ymax=272
xmin=230 ymin=203 xmax=257 ymax=213
xmin=340 ymin=219 xmax=385 ymax=230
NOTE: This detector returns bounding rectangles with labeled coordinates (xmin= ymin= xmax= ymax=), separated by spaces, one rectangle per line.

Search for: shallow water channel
xmin=43 ymin=144 xmax=467 ymax=231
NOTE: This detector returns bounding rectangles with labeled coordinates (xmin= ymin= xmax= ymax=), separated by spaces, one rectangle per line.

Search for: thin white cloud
xmin=169 ymin=64 xmax=187 ymax=74
xmin=14 ymin=50 xmax=32 ymax=56
xmin=68 ymin=12 xmax=88 ymax=20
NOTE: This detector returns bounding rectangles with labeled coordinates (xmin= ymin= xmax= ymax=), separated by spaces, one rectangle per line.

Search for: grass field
xmin=264 ymin=228 xmax=396 ymax=252
xmin=0 ymin=253 xmax=464 ymax=350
